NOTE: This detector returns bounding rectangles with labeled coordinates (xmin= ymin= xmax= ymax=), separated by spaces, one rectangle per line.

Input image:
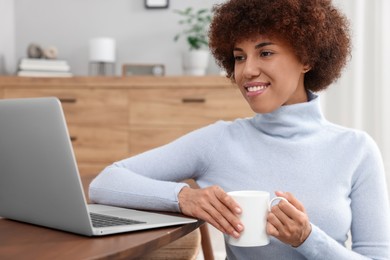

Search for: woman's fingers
xmin=275 ymin=191 xmax=305 ymax=212
xmin=178 ymin=185 xmax=243 ymax=237
xmin=267 ymin=192 xmax=312 ymax=247
xmin=208 ymin=188 xmax=243 ymax=237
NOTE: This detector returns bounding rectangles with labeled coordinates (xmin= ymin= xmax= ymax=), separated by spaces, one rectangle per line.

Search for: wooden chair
xmin=136 ymin=229 xmax=201 ymax=260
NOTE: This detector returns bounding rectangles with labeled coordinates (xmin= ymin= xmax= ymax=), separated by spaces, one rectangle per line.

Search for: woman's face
xmin=233 ymin=35 xmax=309 ymax=114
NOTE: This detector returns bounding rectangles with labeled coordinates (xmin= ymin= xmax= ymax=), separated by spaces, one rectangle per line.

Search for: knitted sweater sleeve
xmin=88 ymin=122 xmax=225 ymax=212
xmin=296 ymin=134 xmax=390 ymax=259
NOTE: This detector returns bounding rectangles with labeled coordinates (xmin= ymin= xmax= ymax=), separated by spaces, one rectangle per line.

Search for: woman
xmin=90 ymin=0 xmax=390 ymax=258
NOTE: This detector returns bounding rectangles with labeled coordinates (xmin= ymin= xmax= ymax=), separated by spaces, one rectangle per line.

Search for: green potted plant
xmin=174 ymin=7 xmax=212 ymax=76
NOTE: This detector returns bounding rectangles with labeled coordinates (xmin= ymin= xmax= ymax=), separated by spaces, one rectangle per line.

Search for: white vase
xmin=182 ymin=50 xmax=210 ymax=76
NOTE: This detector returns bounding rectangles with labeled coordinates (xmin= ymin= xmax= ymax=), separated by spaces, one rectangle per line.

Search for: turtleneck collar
xmin=250 ymin=92 xmax=327 ymax=139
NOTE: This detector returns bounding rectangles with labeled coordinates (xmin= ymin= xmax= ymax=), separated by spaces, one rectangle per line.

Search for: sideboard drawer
xmin=4 ymin=88 xmax=128 ymax=125
xmin=129 ymin=88 xmax=252 ymax=125
xmin=69 ymin=125 xmax=129 ymax=163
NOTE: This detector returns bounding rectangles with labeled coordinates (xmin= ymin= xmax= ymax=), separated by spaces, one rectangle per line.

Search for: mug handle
xmin=268 ymin=197 xmax=289 ymax=211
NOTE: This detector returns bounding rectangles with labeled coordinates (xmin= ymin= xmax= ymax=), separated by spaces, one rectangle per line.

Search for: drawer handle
xmin=59 ymin=98 xmax=77 ymax=103
xmin=182 ymin=98 xmax=206 ymax=103
xmin=70 ymin=136 xmax=78 ymax=142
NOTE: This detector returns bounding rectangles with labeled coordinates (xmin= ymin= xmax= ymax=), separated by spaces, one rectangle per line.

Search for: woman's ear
xmin=302 ymin=65 xmax=311 ymax=73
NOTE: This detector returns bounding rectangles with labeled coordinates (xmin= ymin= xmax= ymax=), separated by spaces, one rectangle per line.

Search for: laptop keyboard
xmin=90 ymin=212 xmax=146 ymax=228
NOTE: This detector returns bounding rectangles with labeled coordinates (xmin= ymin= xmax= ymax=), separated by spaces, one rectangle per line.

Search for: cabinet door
xmin=128 ymin=87 xmax=253 ymax=126
xmin=128 ymin=125 xmax=201 ymax=156
xmin=68 ymin=125 xmax=129 ymax=163
xmin=4 ymin=89 xmax=128 ymax=125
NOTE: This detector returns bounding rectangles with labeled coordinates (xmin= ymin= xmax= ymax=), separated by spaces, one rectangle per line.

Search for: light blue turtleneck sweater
xmin=89 ymin=93 xmax=390 ymax=259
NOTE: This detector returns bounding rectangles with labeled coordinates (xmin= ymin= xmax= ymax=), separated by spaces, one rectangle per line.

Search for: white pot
xmin=182 ymin=50 xmax=210 ymax=76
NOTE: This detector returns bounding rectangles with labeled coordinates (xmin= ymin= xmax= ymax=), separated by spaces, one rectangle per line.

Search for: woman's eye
xmin=234 ymin=55 xmax=245 ymax=61
xmin=260 ymin=51 xmax=273 ymax=57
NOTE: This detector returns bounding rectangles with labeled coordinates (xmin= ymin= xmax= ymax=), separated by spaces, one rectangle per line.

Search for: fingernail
xmin=237 ymin=224 xmax=243 ymax=231
xmin=235 ymin=207 xmax=242 ymax=214
xmin=232 ymin=231 xmax=240 ymax=238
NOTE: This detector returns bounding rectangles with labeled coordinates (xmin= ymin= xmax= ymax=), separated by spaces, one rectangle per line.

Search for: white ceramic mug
xmin=226 ymin=190 xmax=288 ymax=247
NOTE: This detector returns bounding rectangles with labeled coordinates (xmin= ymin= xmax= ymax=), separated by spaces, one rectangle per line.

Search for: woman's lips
xmin=244 ymin=83 xmax=270 ymax=97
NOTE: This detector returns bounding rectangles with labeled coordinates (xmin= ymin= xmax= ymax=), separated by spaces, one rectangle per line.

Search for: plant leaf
xmin=173 ymin=6 xmax=212 ymax=50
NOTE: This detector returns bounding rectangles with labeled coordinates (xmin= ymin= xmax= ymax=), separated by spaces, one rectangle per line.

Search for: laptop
xmin=0 ymin=97 xmax=197 ymax=236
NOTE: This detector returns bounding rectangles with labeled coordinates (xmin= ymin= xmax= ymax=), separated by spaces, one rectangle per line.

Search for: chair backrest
xmin=122 ymin=64 xmax=165 ymax=76
xmin=140 ymin=229 xmax=201 ymax=260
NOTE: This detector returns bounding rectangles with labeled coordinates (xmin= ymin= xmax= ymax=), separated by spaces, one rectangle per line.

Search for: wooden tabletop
xmin=0 ymin=175 xmax=202 ymax=260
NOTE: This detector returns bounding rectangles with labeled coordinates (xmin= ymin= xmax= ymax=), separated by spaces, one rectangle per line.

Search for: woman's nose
xmin=242 ymin=57 xmax=261 ymax=79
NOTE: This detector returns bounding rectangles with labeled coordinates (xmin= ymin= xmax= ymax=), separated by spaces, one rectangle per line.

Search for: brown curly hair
xmin=209 ymin=0 xmax=351 ymax=92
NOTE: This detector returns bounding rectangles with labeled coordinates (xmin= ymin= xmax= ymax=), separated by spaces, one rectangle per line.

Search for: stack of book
xmin=17 ymin=58 xmax=73 ymax=77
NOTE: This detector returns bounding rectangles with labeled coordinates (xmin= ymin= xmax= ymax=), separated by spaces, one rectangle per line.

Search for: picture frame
xmin=144 ymin=0 xmax=169 ymax=9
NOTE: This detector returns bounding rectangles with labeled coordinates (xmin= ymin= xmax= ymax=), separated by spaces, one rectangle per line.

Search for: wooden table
xmin=0 ymin=175 xmax=202 ymax=259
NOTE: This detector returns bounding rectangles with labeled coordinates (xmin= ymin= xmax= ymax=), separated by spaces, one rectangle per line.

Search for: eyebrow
xmin=255 ymin=42 xmax=274 ymax=49
xmin=233 ymin=42 xmax=275 ymax=52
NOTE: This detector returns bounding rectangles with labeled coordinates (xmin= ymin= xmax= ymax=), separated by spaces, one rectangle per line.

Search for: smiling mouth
xmin=242 ymin=82 xmax=270 ymax=97
xmin=244 ymin=84 xmax=269 ymax=92
xmin=246 ymin=85 xmax=269 ymax=92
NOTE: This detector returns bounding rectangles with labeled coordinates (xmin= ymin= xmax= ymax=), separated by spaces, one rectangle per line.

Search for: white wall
xmin=0 ymin=0 xmax=15 ymax=74
xmin=11 ymin=0 xmax=223 ymax=76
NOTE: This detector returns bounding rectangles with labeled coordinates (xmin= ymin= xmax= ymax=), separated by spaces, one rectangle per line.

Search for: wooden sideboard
xmin=0 ymin=76 xmax=254 ymax=175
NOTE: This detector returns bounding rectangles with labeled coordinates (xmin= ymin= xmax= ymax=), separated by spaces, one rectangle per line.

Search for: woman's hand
xmin=178 ymin=186 xmax=243 ymax=238
xmin=267 ymin=191 xmax=312 ymax=247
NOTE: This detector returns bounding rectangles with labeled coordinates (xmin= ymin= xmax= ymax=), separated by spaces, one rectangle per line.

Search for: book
xmin=20 ymin=58 xmax=68 ymax=64
xmin=17 ymin=70 xmax=73 ymax=78
xmin=19 ymin=58 xmax=70 ymax=72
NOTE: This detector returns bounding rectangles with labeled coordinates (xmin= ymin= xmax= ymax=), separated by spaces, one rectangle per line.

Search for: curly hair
xmin=209 ymin=0 xmax=351 ymax=92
